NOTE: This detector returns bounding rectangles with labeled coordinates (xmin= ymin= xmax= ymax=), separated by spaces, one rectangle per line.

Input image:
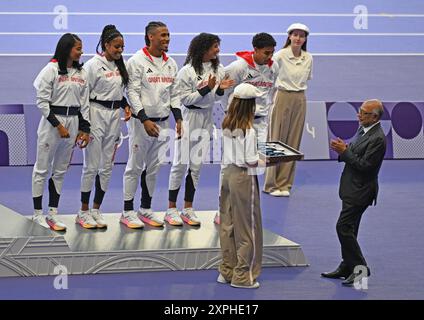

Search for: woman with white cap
xmin=217 ymin=83 xmax=265 ymax=289
xmin=264 ymin=23 xmax=313 ymax=197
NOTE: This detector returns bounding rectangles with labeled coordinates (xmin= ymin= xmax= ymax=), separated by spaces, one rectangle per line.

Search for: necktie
xmin=351 ymin=126 xmax=365 ymax=144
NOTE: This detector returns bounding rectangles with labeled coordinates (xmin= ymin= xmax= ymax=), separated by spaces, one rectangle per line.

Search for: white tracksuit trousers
xmin=123 ymin=117 xmax=170 ymax=209
xmin=168 ymin=107 xmax=213 ymax=203
xmin=32 ymin=114 xmax=79 ymax=208
xmin=80 ymin=103 xmax=121 ymax=204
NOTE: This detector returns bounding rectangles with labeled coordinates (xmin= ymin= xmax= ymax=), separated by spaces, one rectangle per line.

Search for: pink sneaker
xmin=120 ymin=211 xmax=144 ymax=229
xmin=138 ymin=208 xmax=164 ymax=227
xmin=164 ymin=208 xmax=183 ymax=226
xmin=214 ymin=212 xmax=220 ymax=225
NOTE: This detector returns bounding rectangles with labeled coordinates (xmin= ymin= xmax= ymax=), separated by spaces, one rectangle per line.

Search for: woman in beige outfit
xmin=218 ymin=83 xmax=264 ymax=289
xmin=264 ymin=23 xmax=313 ymax=197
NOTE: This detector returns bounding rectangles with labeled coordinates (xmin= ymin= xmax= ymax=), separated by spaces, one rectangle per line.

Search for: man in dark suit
xmin=322 ymin=99 xmax=386 ymax=286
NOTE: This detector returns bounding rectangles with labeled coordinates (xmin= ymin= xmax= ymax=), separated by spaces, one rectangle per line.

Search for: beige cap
xmin=233 ymin=83 xmax=261 ymax=99
xmin=287 ymin=23 xmax=310 ymax=35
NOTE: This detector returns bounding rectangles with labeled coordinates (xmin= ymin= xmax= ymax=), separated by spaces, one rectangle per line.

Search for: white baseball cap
xmin=233 ymin=83 xmax=261 ymax=99
xmin=286 ymin=23 xmax=310 ymax=35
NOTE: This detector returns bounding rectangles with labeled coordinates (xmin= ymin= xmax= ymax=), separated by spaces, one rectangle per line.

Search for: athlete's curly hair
xmin=184 ymin=33 xmax=221 ymax=75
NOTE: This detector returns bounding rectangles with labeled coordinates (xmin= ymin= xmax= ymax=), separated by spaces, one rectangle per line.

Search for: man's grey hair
xmin=366 ymin=99 xmax=384 ymax=119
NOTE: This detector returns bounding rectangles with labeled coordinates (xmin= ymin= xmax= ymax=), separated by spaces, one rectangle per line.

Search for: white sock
xmin=48 ymin=207 xmax=58 ymax=215
xmin=79 ymin=209 xmax=89 ymax=217
xmin=123 ymin=210 xmax=131 ymax=217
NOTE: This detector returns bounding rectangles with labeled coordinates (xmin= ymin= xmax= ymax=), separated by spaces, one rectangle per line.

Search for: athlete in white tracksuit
xmin=122 ymin=22 xmax=182 ymax=228
xmin=222 ymin=33 xmax=279 ymax=145
xmin=167 ymin=33 xmax=235 ymax=226
xmin=78 ymin=25 xmax=131 ymax=229
xmin=32 ymin=33 xmax=90 ymax=231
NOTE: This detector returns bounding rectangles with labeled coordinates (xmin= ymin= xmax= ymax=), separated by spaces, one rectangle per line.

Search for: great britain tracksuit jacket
xmin=33 ymin=60 xmax=91 ymax=133
xmin=126 ymin=47 xmax=182 ymax=122
xmin=222 ymin=51 xmax=279 ymax=117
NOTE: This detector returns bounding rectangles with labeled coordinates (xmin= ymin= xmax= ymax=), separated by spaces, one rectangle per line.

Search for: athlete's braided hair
xmin=145 ymin=21 xmax=167 ymax=46
xmin=96 ymin=24 xmax=129 ymax=86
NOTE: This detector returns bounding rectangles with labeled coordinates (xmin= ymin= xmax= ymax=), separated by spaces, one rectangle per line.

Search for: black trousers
xmin=336 ymin=201 xmax=369 ymax=272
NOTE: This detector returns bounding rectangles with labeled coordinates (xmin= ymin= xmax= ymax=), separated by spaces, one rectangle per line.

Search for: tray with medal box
xmin=258 ymin=141 xmax=304 ymax=164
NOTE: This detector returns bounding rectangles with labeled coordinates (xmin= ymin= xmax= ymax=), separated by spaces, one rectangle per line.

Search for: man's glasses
xmin=358 ymin=108 xmax=374 ymax=116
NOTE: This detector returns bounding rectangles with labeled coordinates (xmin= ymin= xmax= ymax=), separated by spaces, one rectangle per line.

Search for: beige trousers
xmin=219 ymin=164 xmax=263 ymax=286
xmin=264 ymin=90 xmax=306 ymax=193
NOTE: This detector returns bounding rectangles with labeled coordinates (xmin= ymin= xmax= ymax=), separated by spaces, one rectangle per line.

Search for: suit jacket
xmin=338 ymin=123 xmax=386 ymax=206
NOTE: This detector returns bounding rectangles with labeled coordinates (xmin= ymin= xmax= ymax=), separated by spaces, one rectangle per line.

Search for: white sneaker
xmin=32 ymin=210 xmax=49 ymax=228
xmin=231 ymin=281 xmax=260 ymax=289
xmin=46 ymin=208 xmax=67 ymax=231
xmin=75 ymin=210 xmax=97 ymax=229
xmin=138 ymin=208 xmax=164 ymax=227
xmin=180 ymin=207 xmax=201 ymax=226
xmin=120 ymin=210 xmax=144 ymax=229
xmin=91 ymin=208 xmax=107 ymax=228
xmin=217 ymin=273 xmax=230 ymax=284
xmin=270 ymin=190 xmax=290 ymax=197
xmin=164 ymin=208 xmax=183 ymax=226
